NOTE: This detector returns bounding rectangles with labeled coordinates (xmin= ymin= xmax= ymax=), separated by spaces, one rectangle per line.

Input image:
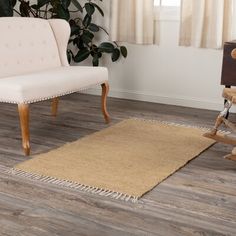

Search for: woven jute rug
xmin=10 ymin=119 xmax=215 ymax=202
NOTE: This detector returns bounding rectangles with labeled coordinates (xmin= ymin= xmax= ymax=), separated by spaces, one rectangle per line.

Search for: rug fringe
xmin=131 ymin=118 xmax=230 ymax=134
xmin=6 ymin=168 xmax=139 ymax=203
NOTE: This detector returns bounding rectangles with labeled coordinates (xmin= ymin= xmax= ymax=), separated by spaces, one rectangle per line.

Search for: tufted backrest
xmin=0 ymin=17 xmax=70 ymax=78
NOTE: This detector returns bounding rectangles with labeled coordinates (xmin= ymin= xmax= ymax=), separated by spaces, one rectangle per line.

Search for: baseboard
xmin=82 ymin=87 xmax=226 ymax=112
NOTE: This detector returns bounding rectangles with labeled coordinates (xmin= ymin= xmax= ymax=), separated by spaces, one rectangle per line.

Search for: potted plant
xmin=0 ymin=0 xmax=127 ymax=66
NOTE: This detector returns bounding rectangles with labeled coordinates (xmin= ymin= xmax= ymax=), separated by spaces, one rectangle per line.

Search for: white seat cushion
xmin=0 ymin=66 xmax=108 ymax=104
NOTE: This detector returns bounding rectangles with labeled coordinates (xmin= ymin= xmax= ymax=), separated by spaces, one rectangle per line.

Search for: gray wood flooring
xmin=0 ymin=93 xmax=235 ymax=236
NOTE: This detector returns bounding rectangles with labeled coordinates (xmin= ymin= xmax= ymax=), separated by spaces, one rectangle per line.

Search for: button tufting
xmin=0 ymin=19 xmax=75 ymax=95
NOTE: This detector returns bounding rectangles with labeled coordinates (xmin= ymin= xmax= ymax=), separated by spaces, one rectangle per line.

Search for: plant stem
xmin=44 ymin=3 xmax=49 ymax=19
xmin=13 ymin=9 xmax=21 ymax=16
xmin=99 ymin=26 xmax=109 ymax=35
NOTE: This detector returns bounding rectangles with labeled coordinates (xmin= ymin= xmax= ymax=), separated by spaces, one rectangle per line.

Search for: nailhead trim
xmin=0 ymin=80 xmax=108 ymax=105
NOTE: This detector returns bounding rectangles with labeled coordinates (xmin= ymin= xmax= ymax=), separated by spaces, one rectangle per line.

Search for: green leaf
xmin=98 ymin=52 xmax=102 ymax=58
xmin=74 ymin=48 xmax=90 ymax=63
xmin=19 ymin=2 xmax=30 ymax=17
xmin=91 ymin=44 xmax=98 ymax=53
xmin=71 ymin=0 xmax=83 ymax=12
xmin=84 ymin=30 xmax=94 ymax=39
xmin=31 ymin=4 xmax=40 ymax=10
xmin=72 ymin=37 xmax=77 ymax=45
xmin=99 ymin=42 xmax=115 ymax=53
xmin=73 ymin=37 xmax=85 ymax=49
xmin=88 ymin=23 xmax=99 ymax=32
xmin=90 ymin=2 xmax=104 ymax=17
xmin=0 ymin=0 xmax=13 ymax=16
xmin=70 ymin=24 xmax=80 ymax=36
xmin=37 ymin=0 xmax=50 ymax=8
xmin=61 ymin=0 xmax=71 ymax=9
xmin=11 ymin=0 xmax=17 ymax=7
xmin=120 ymin=46 xmax=128 ymax=58
xmin=78 ymin=39 xmax=85 ymax=49
xmin=112 ymin=48 xmax=120 ymax=62
xmin=67 ymin=53 xmax=71 ymax=64
xmin=85 ymin=3 xmax=95 ymax=16
xmin=54 ymin=5 xmax=70 ymax=20
xmin=67 ymin=49 xmax=73 ymax=64
xmin=92 ymin=54 xmax=99 ymax=67
xmin=81 ymin=30 xmax=94 ymax=44
xmin=83 ymin=14 xmax=92 ymax=27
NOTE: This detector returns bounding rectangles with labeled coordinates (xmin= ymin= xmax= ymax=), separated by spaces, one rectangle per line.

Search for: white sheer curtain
xmin=179 ymin=0 xmax=235 ymax=49
xmin=110 ymin=0 xmax=155 ymax=44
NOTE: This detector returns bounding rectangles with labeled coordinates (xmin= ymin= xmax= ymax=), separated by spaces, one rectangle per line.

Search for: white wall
xmin=14 ymin=1 xmax=227 ymax=111
xmin=84 ymin=4 xmax=226 ymax=111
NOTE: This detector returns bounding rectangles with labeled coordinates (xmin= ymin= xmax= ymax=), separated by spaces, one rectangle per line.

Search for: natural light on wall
xmin=154 ymin=0 xmax=181 ymax=6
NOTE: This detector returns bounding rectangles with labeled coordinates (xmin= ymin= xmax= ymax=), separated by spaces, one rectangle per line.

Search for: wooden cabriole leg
xmin=18 ymin=104 xmax=30 ymax=156
xmin=207 ymin=115 xmax=224 ymax=136
xmin=204 ymin=100 xmax=232 ymax=138
xmin=225 ymin=155 xmax=236 ymax=161
xmin=224 ymin=147 xmax=236 ymax=161
xmin=203 ymin=99 xmax=236 ymax=161
xmin=101 ymin=82 xmax=110 ymax=124
xmin=52 ymin=97 xmax=59 ymax=117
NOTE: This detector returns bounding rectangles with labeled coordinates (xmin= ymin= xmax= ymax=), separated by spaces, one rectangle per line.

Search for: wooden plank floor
xmin=0 ymin=93 xmax=236 ymax=236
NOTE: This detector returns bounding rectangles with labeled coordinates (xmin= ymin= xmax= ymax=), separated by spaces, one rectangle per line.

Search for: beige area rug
xmin=10 ymin=119 xmax=215 ymax=202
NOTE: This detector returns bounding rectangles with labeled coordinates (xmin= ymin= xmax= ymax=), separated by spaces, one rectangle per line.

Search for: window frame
xmin=154 ymin=0 xmax=181 ymax=7
xmin=154 ymin=0 xmax=181 ymax=21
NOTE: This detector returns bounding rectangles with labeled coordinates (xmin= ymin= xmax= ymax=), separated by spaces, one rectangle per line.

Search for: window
xmin=154 ymin=0 xmax=180 ymax=21
xmin=154 ymin=0 xmax=181 ymax=7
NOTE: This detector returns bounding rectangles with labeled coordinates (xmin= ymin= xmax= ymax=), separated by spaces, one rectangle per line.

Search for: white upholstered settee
xmin=0 ymin=17 xmax=110 ymax=156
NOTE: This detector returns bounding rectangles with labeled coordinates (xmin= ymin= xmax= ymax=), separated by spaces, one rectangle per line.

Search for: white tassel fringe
xmin=6 ymin=168 xmax=138 ymax=203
